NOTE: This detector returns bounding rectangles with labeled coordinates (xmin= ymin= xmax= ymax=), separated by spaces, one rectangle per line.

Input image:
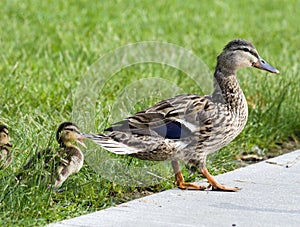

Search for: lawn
xmin=1 ymin=0 xmax=300 ymax=226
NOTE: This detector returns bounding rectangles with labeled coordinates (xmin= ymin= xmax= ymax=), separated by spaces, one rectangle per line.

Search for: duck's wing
xmin=105 ymin=94 xmax=213 ymax=140
xmin=84 ymin=94 xmax=214 ymax=156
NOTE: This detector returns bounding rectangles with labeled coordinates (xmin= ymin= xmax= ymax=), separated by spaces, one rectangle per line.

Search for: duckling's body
xmin=0 ymin=125 xmax=13 ymax=169
xmin=53 ymin=122 xmax=85 ymax=187
xmin=85 ymin=39 xmax=279 ymax=191
xmin=17 ymin=122 xmax=85 ymax=188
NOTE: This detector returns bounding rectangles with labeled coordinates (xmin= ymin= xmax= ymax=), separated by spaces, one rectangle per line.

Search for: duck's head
xmin=56 ymin=122 xmax=86 ymax=148
xmin=217 ymin=39 xmax=279 ymax=74
xmin=0 ymin=125 xmax=12 ymax=147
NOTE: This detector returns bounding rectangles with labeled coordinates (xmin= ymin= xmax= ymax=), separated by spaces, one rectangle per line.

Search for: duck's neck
xmin=212 ymin=65 xmax=247 ymax=114
xmin=61 ymin=142 xmax=79 ymax=151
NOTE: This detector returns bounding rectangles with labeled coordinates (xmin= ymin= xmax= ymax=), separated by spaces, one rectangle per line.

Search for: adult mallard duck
xmin=17 ymin=122 xmax=85 ymax=188
xmin=0 ymin=125 xmax=13 ymax=169
xmin=84 ymin=39 xmax=279 ymax=191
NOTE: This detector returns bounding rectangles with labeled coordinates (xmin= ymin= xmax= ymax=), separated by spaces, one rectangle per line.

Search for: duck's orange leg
xmin=201 ymin=167 xmax=240 ymax=191
xmin=172 ymin=161 xmax=206 ymax=190
xmin=174 ymin=171 xmax=206 ymax=190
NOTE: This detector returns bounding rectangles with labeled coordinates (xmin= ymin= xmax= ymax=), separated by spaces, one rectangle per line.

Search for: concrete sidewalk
xmin=49 ymin=150 xmax=300 ymax=227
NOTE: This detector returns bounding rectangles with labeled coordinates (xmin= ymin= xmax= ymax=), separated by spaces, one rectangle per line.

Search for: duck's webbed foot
xmin=174 ymin=171 xmax=206 ymax=190
xmin=172 ymin=160 xmax=206 ymax=190
xmin=201 ymin=167 xmax=240 ymax=192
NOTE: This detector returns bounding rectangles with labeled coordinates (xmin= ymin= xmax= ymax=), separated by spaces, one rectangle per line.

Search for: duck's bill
xmin=6 ymin=142 xmax=13 ymax=147
xmin=253 ymin=58 xmax=280 ymax=74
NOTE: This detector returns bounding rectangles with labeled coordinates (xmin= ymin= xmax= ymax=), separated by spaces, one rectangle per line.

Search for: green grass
xmin=1 ymin=0 xmax=300 ymax=226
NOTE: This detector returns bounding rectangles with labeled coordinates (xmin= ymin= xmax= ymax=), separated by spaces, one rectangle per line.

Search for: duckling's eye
xmin=242 ymin=48 xmax=250 ymax=52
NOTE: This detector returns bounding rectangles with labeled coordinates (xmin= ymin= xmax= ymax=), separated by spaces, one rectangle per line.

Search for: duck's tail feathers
xmin=82 ymin=133 xmax=140 ymax=155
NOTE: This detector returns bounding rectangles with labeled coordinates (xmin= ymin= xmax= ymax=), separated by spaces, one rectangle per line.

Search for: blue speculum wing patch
xmin=151 ymin=121 xmax=191 ymax=139
xmin=106 ymin=119 xmax=193 ymax=139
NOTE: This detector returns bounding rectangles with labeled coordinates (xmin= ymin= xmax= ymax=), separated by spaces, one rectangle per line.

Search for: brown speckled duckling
xmin=84 ymin=39 xmax=279 ymax=191
xmin=53 ymin=122 xmax=85 ymax=187
xmin=0 ymin=125 xmax=13 ymax=169
xmin=18 ymin=122 xmax=85 ymax=188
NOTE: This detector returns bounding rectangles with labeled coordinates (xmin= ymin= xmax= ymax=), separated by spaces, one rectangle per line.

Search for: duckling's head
xmin=0 ymin=125 xmax=12 ymax=147
xmin=217 ymin=39 xmax=279 ymax=74
xmin=56 ymin=122 xmax=86 ymax=148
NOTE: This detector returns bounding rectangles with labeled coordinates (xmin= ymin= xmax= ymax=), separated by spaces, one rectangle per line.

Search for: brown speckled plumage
xmin=17 ymin=122 xmax=85 ymax=188
xmin=0 ymin=125 xmax=13 ymax=169
xmin=84 ymin=39 xmax=279 ymax=191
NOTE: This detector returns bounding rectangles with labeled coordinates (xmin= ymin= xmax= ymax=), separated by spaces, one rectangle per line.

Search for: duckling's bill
xmin=76 ymin=134 xmax=87 ymax=148
xmin=253 ymin=58 xmax=280 ymax=74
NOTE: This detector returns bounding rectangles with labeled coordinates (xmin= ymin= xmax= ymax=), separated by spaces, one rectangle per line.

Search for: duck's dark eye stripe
xmin=2 ymin=130 xmax=9 ymax=135
xmin=234 ymin=47 xmax=250 ymax=52
xmin=250 ymin=51 xmax=259 ymax=58
xmin=234 ymin=47 xmax=259 ymax=58
xmin=65 ymin=127 xmax=80 ymax=134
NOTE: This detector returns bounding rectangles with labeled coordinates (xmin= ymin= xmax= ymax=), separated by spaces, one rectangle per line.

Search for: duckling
xmin=84 ymin=39 xmax=279 ymax=191
xmin=0 ymin=125 xmax=13 ymax=169
xmin=53 ymin=122 xmax=86 ymax=188
xmin=17 ymin=122 xmax=85 ymax=188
